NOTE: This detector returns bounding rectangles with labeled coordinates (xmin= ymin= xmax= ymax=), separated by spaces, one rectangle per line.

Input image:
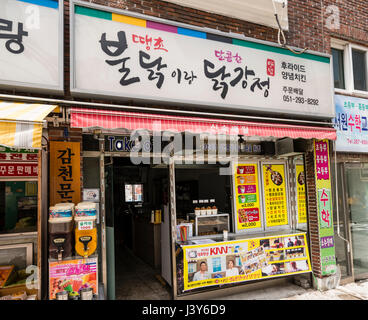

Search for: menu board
xmin=234 ymin=163 xmax=261 ymax=231
xmin=296 ymin=164 xmax=307 ymax=224
xmin=263 ymin=164 xmax=288 ymax=227
xmin=182 ymin=233 xmax=311 ymax=291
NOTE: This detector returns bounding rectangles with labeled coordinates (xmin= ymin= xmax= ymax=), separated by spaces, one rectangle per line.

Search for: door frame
xmin=342 ymin=161 xmax=368 ymax=282
xmin=337 ymin=161 xmax=355 ymax=284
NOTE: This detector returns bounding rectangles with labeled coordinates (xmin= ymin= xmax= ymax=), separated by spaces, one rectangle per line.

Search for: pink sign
xmin=315 ymin=140 xmax=329 ymax=180
xmin=238 ymin=185 xmax=256 ymax=194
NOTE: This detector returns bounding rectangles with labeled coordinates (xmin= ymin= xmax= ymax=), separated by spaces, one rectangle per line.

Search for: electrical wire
xmin=272 ymin=0 xmax=309 ymax=55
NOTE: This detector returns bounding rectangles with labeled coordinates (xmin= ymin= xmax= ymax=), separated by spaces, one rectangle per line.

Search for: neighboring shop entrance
xmin=335 ymin=162 xmax=368 ymax=282
xmin=104 ymin=155 xmax=171 ymax=300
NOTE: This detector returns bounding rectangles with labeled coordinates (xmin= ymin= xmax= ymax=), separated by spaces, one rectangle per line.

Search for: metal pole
xmin=169 ymin=157 xmax=177 ymax=300
xmin=99 ymin=137 xmax=108 ymax=298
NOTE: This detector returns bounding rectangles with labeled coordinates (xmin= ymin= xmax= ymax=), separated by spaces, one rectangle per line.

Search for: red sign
xmin=267 ymin=59 xmax=275 ymax=76
xmin=0 ymin=163 xmax=38 ymax=177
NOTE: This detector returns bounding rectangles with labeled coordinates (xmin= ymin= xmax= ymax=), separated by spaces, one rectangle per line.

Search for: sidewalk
xmin=211 ymin=279 xmax=368 ymax=300
xmin=282 ymin=280 xmax=368 ymax=300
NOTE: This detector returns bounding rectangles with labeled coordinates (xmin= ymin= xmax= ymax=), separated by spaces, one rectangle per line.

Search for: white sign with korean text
xmin=71 ymin=3 xmax=334 ymax=119
xmin=0 ymin=0 xmax=63 ymax=93
xmin=334 ymin=94 xmax=368 ymax=152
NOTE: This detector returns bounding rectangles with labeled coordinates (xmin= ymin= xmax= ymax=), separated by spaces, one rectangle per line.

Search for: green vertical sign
xmin=314 ymin=140 xmax=336 ymax=276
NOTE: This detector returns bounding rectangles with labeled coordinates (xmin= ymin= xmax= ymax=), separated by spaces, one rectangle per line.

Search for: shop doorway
xmin=344 ymin=163 xmax=368 ymax=280
xmin=106 ymin=156 xmax=171 ymax=300
xmin=335 ymin=162 xmax=368 ymax=282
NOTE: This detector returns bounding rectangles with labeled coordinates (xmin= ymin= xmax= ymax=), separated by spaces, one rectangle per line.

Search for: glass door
xmin=344 ymin=163 xmax=368 ymax=280
xmin=332 ymin=162 xmax=353 ymax=282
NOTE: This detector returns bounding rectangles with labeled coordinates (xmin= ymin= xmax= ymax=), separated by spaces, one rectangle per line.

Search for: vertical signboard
xmin=50 ymin=141 xmax=81 ymax=206
xmin=296 ymin=164 xmax=307 ymax=224
xmin=314 ymin=139 xmax=336 ymax=276
xmin=262 ymin=164 xmax=288 ymax=227
xmin=0 ymin=0 xmax=63 ymax=93
xmin=233 ymin=163 xmax=261 ymax=231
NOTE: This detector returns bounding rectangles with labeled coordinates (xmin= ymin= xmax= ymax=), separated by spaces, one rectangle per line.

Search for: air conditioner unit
xmin=275 ymin=138 xmax=307 ymax=157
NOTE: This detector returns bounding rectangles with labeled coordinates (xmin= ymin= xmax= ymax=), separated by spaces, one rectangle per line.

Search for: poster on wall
xmin=71 ymin=2 xmax=334 ymax=118
xmin=334 ymin=94 xmax=368 ymax=152
xmin=0 ymin=0 xmax=63 ymax=93
xmin=50 ymin=141 xmax=81 ymax=206
xmin=314 ymin=139 xmax=336 ymax=276
xmin=296 ymin=164 xmax=307 ymax=224
xmin=233 ymin=163 xmax=261 ymax=231
xmin=262 ymin=164 xmax=288 ymax=227
xmin=182 ymin=233 xmax=311 ymax=291
xmin=49 ymin=257 xmax=98 ymax=300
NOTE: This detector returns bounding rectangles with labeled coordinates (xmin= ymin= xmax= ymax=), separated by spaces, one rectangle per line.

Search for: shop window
xmin=332 ymin=48 xmax=345 ymax=89
xmin=0 ymin=181 xmax=38 ymax=234
xmin=352 ymin=49 xmax=367 ymax=92
xmin=175 ymin=163 xmax=232 ymax=237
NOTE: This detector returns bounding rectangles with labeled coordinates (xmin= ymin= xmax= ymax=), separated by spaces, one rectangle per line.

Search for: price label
xmin=78 ymin=221 xmax=93 ymax=230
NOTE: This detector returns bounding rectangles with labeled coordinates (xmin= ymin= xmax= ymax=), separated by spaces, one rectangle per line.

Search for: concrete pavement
xmin=282 ymin=280 xmax=368 ymax=300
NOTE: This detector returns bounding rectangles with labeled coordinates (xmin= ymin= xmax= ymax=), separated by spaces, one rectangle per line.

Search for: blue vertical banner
xmin=334 ymin=94 xmax=368 ymax=152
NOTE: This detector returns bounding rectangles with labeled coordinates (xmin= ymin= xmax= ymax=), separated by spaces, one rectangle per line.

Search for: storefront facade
xmin=39 ymin=0 xmax=338 ymax=300
xmin=0 ymin=0 xmax=347 ymax=300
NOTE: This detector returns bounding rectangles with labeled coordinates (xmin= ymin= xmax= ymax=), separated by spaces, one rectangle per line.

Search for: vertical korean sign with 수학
xmin=71 ymin=2 xmax=334 ymax=118
xmin=50 ymin=141 xmax=81 ymax=206
xmin=314 ymin=139 xmax=336 ymax=276
xmin=0 ymin=0 xmax=63 ymax=93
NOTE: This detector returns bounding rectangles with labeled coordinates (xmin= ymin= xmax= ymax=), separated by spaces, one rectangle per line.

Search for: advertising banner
xmin=233 ymin=163 xmax=261 ymax=231
xmin=183 ymin=233 xmax=311 ymax=291
xmin=296 ymin=164 xmax=307 ymax=224
xmin=314 ymin=139 xmax=336 ymax=276
xmin=50 ymin=141 xmax=81 ymax=206
xmin=334 ymin=94 xmax=368 ymax=152
xmin=71 ymin=2 xmax=334 ymax=118
xmin=0 ymin=147 xmax=38 ymax=178
xmin=49 ymin=257 xmax=98 ymax=299
xmin=0 ymin=0 xmax=63 ymax=93
xmin=262 ymin=164 xmax=288 ymax=227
